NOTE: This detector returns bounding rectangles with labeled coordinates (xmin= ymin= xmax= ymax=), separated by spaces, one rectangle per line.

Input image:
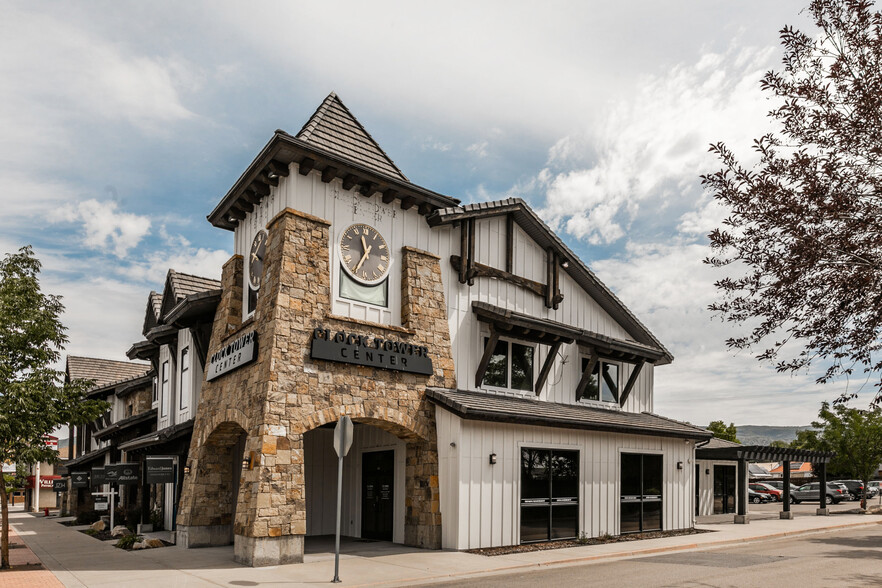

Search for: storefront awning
xmin=427 ymin=387 xmax=713 ymax=440
xmin=64 ymin=446 xmax=111 ymax=469
xmin=118 ymin=419 xmax=194 ymax=454
xmin=695 ymin=443 xmax=834 ymax=463
xmin=93 ymin=409 xmax=157 ymax=441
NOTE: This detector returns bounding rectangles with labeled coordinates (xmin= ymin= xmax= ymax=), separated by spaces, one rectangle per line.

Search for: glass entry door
xmin=620 ymin=453 xmax=663 ymax=533
xmin=713 ymin=465 xmax=736 ymax=514
xmin=520 ymin=448 xmax=579 ymax=543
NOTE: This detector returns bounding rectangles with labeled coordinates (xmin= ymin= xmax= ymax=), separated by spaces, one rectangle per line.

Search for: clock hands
xmin=354 ymin=245 xmax=372 ymax=272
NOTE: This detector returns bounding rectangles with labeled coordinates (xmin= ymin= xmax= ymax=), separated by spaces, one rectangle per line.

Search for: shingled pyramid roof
xmin=158 ymin=269 xmax=221 ymax=320
xmin=142 ymin=290 xmax=162 ymax=336
xmin=296 ymin=92 xmax=408 ymax=182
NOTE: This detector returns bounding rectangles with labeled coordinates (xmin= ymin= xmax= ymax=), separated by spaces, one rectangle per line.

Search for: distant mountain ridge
xmin=735 ymin=425 xmax=813 ymax=445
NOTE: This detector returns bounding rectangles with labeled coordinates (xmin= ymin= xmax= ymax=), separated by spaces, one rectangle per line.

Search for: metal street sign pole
xmin=332 ymin=415 xmax=353 ymax=584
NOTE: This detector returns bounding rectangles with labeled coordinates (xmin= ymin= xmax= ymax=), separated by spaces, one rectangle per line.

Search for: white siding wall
xmin=304 ymin=425 xmax=406 ymax=543
xmin=436 ymin=409 xmax=695 ymax=549
xmin=234 ymin=166 xmax=659 ymax=416
xmin=158 ymin=344 xmax=175 ymax=430
xmin=175 ymin=328 xmax=203 ymax=424
xmin=695 ymin=459 xmax=743 ymax=517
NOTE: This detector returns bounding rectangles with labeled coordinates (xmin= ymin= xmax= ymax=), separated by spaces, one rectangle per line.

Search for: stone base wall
xmin=176 ymin=208 xmax=455 ymax=566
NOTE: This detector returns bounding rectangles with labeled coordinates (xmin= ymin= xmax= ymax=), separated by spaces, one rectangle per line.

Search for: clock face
xmin=248 ymin=230 xmax=268 ymax=290
xmin=339 ymin=223 xmax=389 ymax=284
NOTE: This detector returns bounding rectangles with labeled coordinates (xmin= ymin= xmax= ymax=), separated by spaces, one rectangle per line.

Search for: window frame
xmin=160 ymin=360 xmax=170 ymax=418
xmin=480 ymin=335 xmax=536 ymax=394
xmin=179 ymin=346 xmax=190 ymax=411
xmin=338 ymin=266 xmax=390 ymax=308
xmin=579 ymin=355 xmax=622 ymax=405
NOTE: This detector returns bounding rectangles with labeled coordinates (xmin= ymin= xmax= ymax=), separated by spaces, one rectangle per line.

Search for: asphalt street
xmin=426 ymin=524 xmax=882 ymax=587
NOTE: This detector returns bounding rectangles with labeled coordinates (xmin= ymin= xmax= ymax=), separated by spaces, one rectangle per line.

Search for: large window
xmin=580 ymin=357 xmax=620 ymax=403
xmin=160 ymin=361 xmax=169 ymax=418
xmin=520 ymin=448 xmax=579 ymax=543
xmin=620 ymin=453 xmax=662 ymax=533
xmin=482 ymin=337 xmax=534 ymax=392
xmin=179 ymin=347 xmax=190 ymax=411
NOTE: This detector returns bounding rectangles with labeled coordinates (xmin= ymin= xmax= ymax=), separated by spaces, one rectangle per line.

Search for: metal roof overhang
xmin=127 ymin=339 xmax=157 ymax=361
xmin=162 ymin=289 xmax=221 ymax=328
xmin=695 ymin=444 xmax=835 ymax=463
xmin=93 ymin=409 xmax=157 ymax=441
xmin=118 ymin=419 xmax=194 ymax=454
xmin=64 ymin=446 xmax=112 ymax=469
xmin=208 ymin=132 xmax=460 ymax=231
xmin=472 ymin=301 xmax=665 ymax=364
xmin=427 ymin=388 xmax=713 ymax=441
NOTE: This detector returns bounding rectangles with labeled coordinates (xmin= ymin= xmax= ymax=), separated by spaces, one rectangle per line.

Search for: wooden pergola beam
xmin=618 ymin=359 xmax=645 ymax=406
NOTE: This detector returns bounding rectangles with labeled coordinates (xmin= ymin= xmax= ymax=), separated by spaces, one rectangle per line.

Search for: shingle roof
xmin=142 ymin=291 xmax=162 ymax=336
xmin=426 ymin=388 xmax=712 ymax=440
xmin=65 ymin=356 xmax=150 ymax=387
xmin=159 ymin=269 xmax=221 ymax=319
xmin=296 ymin=92 xmax=407 ymax=181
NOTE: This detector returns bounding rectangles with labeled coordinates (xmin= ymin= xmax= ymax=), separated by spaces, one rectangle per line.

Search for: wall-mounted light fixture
xmin=241 ymin=457 xmax=251 ymax=470
xmin=183 ymin=464 xmax=191 ymax=475
xmin=489 ymin=453 xmax=497 ymax=465
xmin=450 ymin=442 xmax=456 ymax=448
xmin=705 ymin=468 xmax=710 ymax=475
xmin=267 ymin=171 xmax=279 ymax=179
xmin=242 ymin=452 xmax=257 ymax=470
xmin=677 ymin=461 xmax=684 ymax=470
xmin=560 ymin=259 xmax=570 ymax=269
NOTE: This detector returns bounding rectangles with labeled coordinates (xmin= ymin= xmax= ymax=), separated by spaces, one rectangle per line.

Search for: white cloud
xmin=119 ymin=246 xmax=230 ymax=285
xmin=50 ymin=199 xmax=151 ymax=258
xmin=536 ymin=44 xmax=776 ymax=245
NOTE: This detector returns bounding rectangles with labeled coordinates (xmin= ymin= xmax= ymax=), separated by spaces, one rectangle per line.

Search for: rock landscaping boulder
xmin=90 ymin=520 xmax=105 ymax=532
xmin=111 ymin=525 xmax=132 ymax=538
xmin=144 ymin=538 xmax=164 ymax=548
xmin=867 ymin=504 xmax=882 ymax=514
xmin=131 ymin=541 xmax=147 ymax=550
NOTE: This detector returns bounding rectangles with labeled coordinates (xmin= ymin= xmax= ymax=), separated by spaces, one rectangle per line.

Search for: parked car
xmin=832 ymin=479 xmax=878 ymax=500
xmin=791 ymin=482 xmax=847 ymax=504
xmin=766 ymin=481 xmax=801 ymax=494
xmin=748 ymin=488 xmax=773 ymax=504
xmin=868 ymin=481 xmax=881 ymax=494
xmin=750 ymin=482 xmax=782 ymax=501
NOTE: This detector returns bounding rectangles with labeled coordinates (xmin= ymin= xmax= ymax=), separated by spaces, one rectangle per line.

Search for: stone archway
xmin=176 ymin=419 xmax=248 ymax=548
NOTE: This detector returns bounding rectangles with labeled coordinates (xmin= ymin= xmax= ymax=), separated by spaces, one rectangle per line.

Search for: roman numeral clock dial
xmin=340 ymin=223 xmax=389 ymax=285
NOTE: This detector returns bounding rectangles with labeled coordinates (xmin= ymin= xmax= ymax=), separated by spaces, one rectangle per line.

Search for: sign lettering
xmin=207 ymin=331 xmax=258 ymax=381
xmin=145 ymin=456 xmax=176 ymax=484
xmin=105 ymin=463 xmax=140 ymax=485
xmin=310 ymin=327 xmax=433 ymax=375
xmin=71 ymin=471 xmax=90 ymax=488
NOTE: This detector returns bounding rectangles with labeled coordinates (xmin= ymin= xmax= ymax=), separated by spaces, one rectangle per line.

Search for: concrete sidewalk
xmin=6 ymin=507 xmax=882 ymax=587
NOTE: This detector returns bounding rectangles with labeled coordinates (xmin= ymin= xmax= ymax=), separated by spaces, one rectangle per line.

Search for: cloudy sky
xmin=1 ymin=0 xmax=865 ymax=426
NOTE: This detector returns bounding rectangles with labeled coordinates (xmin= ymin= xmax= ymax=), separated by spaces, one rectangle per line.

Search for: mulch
xmin=467 ymin=528 xmax=714 ymax=556
xmin=78 ymin=528 xmax=116 ymax=541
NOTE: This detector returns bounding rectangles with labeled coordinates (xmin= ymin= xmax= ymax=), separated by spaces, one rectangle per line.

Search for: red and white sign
xmin=43 ymin=435 xmax=58 ymax=448
xmin=26 ymin=475 xmax=60 ymax=489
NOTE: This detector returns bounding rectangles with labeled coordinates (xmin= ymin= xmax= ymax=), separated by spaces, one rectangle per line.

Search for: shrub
xmin=150 ymin=509 xmax=164 ymax=531
xmin=116 ymin=534 xmax=143 ymax=550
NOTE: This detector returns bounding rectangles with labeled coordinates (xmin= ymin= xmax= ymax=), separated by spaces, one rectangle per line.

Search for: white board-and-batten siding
xmin=436 ymin=409 xmax=695 ymax=550
xmin=235 ymin=163 xmax=656 ymax=414
xmin=303 ymin=425 xmax=406 ymax=543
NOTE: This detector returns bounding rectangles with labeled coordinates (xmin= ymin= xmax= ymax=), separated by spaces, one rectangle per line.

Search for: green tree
xmin=702 ymin=0 xmax=882 ymax=403
xmin=0 ymin=247 xmax=108 ymax=569
xmin=769 ymin=440 xmax=790 ymax=448
xmin=812 ymin=401 xmax=882 ymax=508
xmin=707 ymin=421 xmax=740 ymax=443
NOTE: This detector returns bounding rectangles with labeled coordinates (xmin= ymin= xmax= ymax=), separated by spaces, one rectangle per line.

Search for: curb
xmin=359 ymin=518 xmax=882 ymax=587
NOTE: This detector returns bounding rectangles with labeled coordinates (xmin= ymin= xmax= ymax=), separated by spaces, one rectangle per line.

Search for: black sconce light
xmin=677 ymin=461 xmax=684 ymax=470
xmin=489 ymin=453 xmax=497 ymax=465
xmin=242 ymin=452 xmax=256 ymax=470
xmin=705 ymin=468 xmax=710 ymax=475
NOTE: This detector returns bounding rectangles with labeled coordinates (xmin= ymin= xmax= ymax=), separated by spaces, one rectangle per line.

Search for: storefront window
xmin=580 ymin=357 xmax=620 ymax=403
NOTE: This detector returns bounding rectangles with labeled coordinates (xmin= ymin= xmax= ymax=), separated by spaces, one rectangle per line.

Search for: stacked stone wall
xmin=177 ymin=208 xmax=454 ymax=565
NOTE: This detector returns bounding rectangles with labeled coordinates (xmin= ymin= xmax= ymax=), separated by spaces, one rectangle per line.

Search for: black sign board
xmin=310 ymin=327 xmax=433 ymax=375
xmin=207 ymin=330 xmax=257 ymax=381
xmin=90 ymin=467 xmax=105 ymax=486
xmin=145 ymin=456 xmax=176 ymax=484
xmin=71 ymin=471 xmax=89 ymax=488
xmin=105 ymin=463 xmax=140 ymax=485
xmin=53 ymin=479 xmax=67 ymax=492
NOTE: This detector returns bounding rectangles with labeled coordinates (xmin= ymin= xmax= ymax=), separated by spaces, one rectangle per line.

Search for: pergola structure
xmin=696 ymin=443 xmax=835 ymax=521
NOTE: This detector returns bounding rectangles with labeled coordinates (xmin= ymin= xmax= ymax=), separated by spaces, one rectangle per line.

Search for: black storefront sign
xmin=71 ymin=471 xmax=89 ymax=488
xmin=145 ymin=456 xmax=176 ymax=484
xmin=53 ymin=479 xmax=67 ymax=492
xmin=105 ymin=463 xmax=140 ymax=485
xmin=91 ymin=467 xmax=105 ymax=486
xmin=310 ymin=327 xmax=433 ymax=375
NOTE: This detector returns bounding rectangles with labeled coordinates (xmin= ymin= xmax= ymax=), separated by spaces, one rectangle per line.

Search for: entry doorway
xmin=620 ymin=453 xmax=663 ymax=533
xmin=361 ymin=450 xmax=394 ymax=541
xmin=713 ymin=465 xmax=736 ymax=514
xmin=519 ymin=448 xmax=579 ymax=543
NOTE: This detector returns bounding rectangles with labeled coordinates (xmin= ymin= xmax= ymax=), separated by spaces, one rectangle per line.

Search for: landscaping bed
xmin=79 ymin=528 xmax=116 ymax=541
xmin=467 ymin=528 xmax=713 ymax=556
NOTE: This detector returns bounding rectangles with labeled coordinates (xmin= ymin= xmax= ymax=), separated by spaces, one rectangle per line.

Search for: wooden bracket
xmin=321 ymin=166 xmax=338 ymax=183
xmin=267 ymin=160 xmax=290 ymax=177
xmin=534 ymin=341 xmax=562 ymax=396
xmin=342 ymin=174 xmax=358 ymax=190
xmin=618 ymin=359 xmax=645 ymax=406
xmin=450 ymin=256 xmax=546 ymax=298
xmin=575 ymin=352 xmax=598 ymax=401
xmin=298 ymin=157 xmax=316 ymax=176
xmin=475 ymin=328 xmax=501 ymax=388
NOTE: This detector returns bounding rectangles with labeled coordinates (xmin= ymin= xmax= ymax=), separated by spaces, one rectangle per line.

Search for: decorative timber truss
xmin=472 ymin=302 xmax=666 ymax=406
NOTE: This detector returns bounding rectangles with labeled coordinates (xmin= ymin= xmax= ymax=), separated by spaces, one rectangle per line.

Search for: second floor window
xmin=580 ymin=357 xmax=620 ymax=403
xmin=482 ymin=337 xmax=534 ymax=392
xmin=179 ymin=347 xmax=190 ymax=411
xmin=160 ymin=360 xmax=169 ymax=417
